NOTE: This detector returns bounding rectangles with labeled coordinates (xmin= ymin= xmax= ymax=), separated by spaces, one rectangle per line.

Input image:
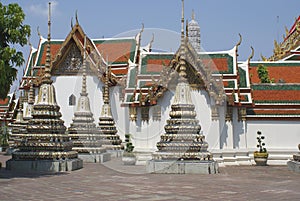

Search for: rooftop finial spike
xmin=42 ymin=2 xmax=53 ymax=84
xmin=37 ymin=26 xmax=41 ymax=38
xmin=192 ymin=9 xmax=195 ymax=20
xmin=75 ymin=10 xmax=79 ymax=25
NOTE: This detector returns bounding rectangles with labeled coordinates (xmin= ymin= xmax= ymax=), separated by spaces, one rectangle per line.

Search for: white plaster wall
xmin=232 ymin=108 xmax=247 ymax=149
xmin=246 ymin=120 xmax=300 ymax=150
xmin=52 ymin=76 xmax=104 ymax=127
xmin=110 ymin=86 xmax=128 ymax=140
xmin=50 ymin=76 xmax=299 ymax=153
xmin=130 ymin=90 xmax=174 ymax=152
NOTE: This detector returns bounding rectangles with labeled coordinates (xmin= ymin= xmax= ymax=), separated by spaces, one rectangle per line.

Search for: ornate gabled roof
xmin=93 ymin=37 xmax=137 ymax=79
xmin=250 ymin=26 xmax=300 ymax=118
xmin=266 ymin=16 xmax=300 ymax=61
xmin=93 ymin=38 xmax=136 ymax=65
xmin=247 ymin=84 xmax=300 ymax=120
xmin=51 ymin=23 xmax=105 ymax=77
xmin=122 ymin=33 xmax=233 ymax=106
xmin=20 ymin=21 xmax=138 ymax=89
xmin=247 ymin=59 xmax=300 ymax=119
xmin=249 ymin=61 xmax=300 ymax=84
xmin=121 ymin=36 xmax=255 ymax=107
xmin=123 ymin=52 xmax=173 ymax=104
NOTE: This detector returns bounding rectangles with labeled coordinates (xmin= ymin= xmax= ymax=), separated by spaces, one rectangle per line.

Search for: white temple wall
xmin=131 ymin=90 xmax=174 ymax=152
xmin=50 ymin=76 xmax=299 ymax=156
xmin=246 ymin=120 xmax=300 ymax=150
xmin=52 ymin=76 xmax=104 ymax=127
xmin=110 ymin=86 xmax=128 ymax=140
xmin=232 ymin=108 xmax=247 ymax=149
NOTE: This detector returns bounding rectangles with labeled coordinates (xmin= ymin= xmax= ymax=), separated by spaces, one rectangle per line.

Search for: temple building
xmin=13 ymin=4 xmax=300 ymax=166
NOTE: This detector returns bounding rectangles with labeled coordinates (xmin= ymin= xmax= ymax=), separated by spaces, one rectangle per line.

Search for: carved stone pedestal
xmin=146 ymin=160 xmax=219 ymax=174
xmin=6 ymin=158 xmax=83 ymax=172
xmin=78 ymin=153 xmax=111 ymax=163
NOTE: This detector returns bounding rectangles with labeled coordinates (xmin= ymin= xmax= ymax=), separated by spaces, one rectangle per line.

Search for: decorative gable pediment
xmin=51 ymin=23 xmax=102 ymax=77
xmin=52 ymin=40 xmax=83 ymax=75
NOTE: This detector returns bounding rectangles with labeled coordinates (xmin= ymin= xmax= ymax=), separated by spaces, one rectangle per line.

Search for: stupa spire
xmin=179 ymin=0 xmax=187 ymax=79
xmin=103 ymin=61 xmax=110 ymax=104
xmin=42 ymin=2 xmax=53 ymax=84
xmin=28 ymin=66 xmax=35 ymax=104
xmin=81 ymin=36 xmax=87 ymax=96
xmin=192 ymin=9 xmax=195 ymax=20
xmin=181 ymin=0 xmax=185 ymax=41
xmin=148 ymin=0 xmax=214 ymax=169
xmin=68 ymin=35 xmax=107 ymax=159
xmin=97 ymin=58 xmax=122 ymax=150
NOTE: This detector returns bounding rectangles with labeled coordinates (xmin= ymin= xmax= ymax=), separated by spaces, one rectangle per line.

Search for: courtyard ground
xmin=0 ymin=153 xmax=299 ymax=201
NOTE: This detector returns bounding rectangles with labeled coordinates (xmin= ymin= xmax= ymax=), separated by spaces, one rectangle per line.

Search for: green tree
xmin=257 ymin=64 xmax=272 ymax=83
xmin=0 ymin=3 xmax=30 ymax=99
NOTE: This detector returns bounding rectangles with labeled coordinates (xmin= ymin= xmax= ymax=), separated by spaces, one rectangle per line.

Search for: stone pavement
xmin=0 ymin=153 xmax=299 ymax=201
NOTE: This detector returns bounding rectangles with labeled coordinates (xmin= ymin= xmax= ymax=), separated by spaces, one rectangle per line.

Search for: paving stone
xmin=0 ymin=153 xmax=300 ymax=200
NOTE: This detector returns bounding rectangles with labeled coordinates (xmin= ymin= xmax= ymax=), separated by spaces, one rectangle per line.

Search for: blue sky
xmin=3 ymin=0 xmax=300 ymax=89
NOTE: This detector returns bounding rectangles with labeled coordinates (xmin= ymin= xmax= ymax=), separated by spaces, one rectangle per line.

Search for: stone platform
xmin=79 ymin=153 xmax=111 ymax=163
xmin=287 ymin=160 xmax=300 ymax=173
xmin=106 ymin=150 xmax=123 ymax=158
xmin=146 ymin=160 xmax=219 ymax=174
xmin=6 ymin=158 xmax=83 ymax=172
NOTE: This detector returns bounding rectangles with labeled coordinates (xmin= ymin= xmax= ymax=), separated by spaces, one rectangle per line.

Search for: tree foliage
xmin=257 ymin=64 xmax=272 ymax=83
xmin=0 ymin=3 xmax=30 ymax=99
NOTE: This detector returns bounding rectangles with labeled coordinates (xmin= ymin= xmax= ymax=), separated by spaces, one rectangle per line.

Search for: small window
xmin=69 ymin=94 xmax=76 ymax=106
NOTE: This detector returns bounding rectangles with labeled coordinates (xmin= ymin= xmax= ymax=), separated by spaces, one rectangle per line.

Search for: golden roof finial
xmin=75 ymin=10 xmax=79 ymax=26
xmin=247 ymin=46 xmax=254 ymax=63
xmin=285 ymin=26 xmax=289 ymax=37
xmin=260 ymin=53 xmax=267 ymax=61
xmin=236 ymin=33 xmax=242 ymax=48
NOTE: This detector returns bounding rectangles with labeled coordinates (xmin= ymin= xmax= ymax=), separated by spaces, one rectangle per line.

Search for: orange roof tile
xmin=38 ymin=43 xmax=63 ymax=66
xmin=201 ymin=58 xmax=230 ymax=72
xmin=250 ymin=64 xmax=300 ymax=83
xmin=111 ymin=68 xmax=128 ymax=76
xmin=251 ymin=109 xmax=300 ymax=115
xmin=146 ymin=58 xmax=171 ymax=73
xmin=95 ymin=42 xmax=134 ymax=64
xmin=252 ymin=90 xmax=300 ymax=101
